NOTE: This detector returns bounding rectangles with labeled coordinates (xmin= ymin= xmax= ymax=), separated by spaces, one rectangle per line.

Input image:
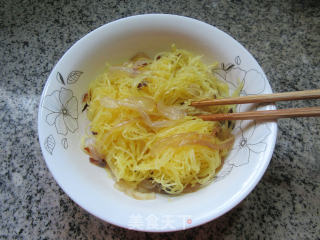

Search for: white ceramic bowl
xmin=38 ymin=14 xmax=277 ymax=232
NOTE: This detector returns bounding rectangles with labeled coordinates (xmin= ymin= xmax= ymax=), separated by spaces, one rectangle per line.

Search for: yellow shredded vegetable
xmin=82 ymin=45 xmax=238 ymax=199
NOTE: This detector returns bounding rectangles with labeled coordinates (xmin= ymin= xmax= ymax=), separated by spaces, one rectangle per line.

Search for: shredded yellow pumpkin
xmin=82 ymin=45 xmax=237 ymax=199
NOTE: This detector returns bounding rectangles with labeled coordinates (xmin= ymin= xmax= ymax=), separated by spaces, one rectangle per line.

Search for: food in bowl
xmin=81 ymin=45 xmax=241 ymax=199
xmin=38 ymin=14 xmax=277 ymax=231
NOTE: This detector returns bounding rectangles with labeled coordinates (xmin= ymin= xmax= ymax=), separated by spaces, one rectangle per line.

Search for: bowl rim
xmin=38 ymin=13 xmax=278 ymax=232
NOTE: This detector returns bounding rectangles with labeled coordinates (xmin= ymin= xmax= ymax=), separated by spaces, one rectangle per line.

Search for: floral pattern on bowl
xmin=41 ymin=71 xmax=82 ymax=152
xmin=211 ymin=56 xmax=272 ymax=181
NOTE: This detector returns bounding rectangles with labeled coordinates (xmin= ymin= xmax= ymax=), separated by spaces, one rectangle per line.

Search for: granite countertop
xmin=1 ymin=0 xmax=319 ymax=239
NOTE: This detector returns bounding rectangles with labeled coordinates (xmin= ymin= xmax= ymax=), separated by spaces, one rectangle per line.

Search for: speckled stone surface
xmin=1 ymin=0 xmax=319 ymax=239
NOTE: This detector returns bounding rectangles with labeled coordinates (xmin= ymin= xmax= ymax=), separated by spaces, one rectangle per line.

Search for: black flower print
xmin=43 ymin=87 xmax=79 ymax=135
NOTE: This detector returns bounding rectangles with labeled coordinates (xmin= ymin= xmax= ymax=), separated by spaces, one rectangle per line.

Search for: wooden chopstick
xmin=190 ymin=89 xmax=320 ymax=107
xmin=197 ymin=107 xmax=320 ymax=121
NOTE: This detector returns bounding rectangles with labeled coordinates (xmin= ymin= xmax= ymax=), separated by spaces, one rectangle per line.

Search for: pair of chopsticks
xmin=191 ymin=89 xmax=320 ymax=121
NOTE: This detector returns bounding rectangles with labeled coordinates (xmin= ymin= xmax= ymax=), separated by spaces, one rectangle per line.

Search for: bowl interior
xmin=38 ymin=14 xmax=277 ymax=232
